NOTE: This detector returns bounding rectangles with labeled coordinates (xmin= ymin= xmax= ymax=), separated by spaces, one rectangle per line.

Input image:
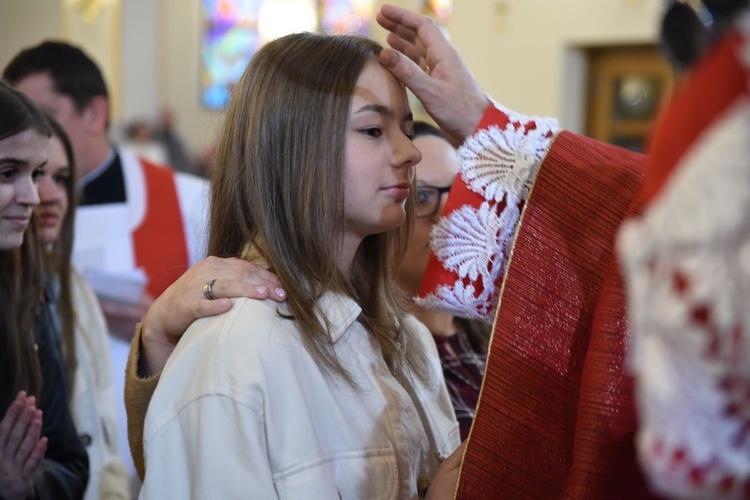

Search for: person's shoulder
xmin=151 ymin=298 xmax=300 ymax=413
xmin=173 ymin=297 xmax=301 ymax=374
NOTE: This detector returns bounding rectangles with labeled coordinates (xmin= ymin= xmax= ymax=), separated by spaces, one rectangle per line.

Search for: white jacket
xmin=140 ymin=293 xmax=460 ymax=499
xmin=70 ymin=271 xmax=130 ymax=499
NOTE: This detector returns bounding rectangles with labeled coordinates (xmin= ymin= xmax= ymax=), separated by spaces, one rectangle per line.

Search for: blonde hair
xmin=209 ymin=32 xmax=427 ymax=386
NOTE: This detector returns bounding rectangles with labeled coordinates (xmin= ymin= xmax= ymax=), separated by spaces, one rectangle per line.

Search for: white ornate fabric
xmin=416 ymin=102 xmax=559 ymax=321
xmin=619 ymin=15 xmax=750 ymax=497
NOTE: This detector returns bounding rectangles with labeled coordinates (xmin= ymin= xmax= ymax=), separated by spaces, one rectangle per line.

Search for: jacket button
xmin=80 ymin=434 xmax=92 ymax=446
xmin=417 ymin=476 xmax=431 ymax=497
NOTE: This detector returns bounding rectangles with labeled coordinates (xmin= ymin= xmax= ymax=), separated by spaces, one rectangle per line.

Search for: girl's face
xmin=343 ymin=60 xmax=422 ymax=250
xmin=0 ymin=129 xmax=48 ymax=250
xmin=396 ymin=134 xmax=459 ymax=297
xmin=35 ymin=136 xmax=70 ymax=245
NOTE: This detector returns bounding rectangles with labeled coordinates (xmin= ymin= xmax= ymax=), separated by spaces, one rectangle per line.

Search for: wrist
xmin=138 ymin=321 xmax=171 ymax=378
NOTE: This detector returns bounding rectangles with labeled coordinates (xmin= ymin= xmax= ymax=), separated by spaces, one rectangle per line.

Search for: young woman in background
xmin=0 ymin=80 xmax=88 ymax=500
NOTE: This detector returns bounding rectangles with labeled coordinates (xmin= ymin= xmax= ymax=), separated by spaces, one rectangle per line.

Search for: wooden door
xmin=586 ymin=45 xmax=675 ymax=153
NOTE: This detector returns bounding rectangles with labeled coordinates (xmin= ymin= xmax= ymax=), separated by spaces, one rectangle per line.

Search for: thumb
xmin=378 ymin=48 xmax=431 ymax=94
xmin=378 ymin=48 xmax=401 ymax=70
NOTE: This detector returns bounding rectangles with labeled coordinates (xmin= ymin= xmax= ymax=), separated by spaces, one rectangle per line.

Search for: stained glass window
xmin=423 ymin=0 xmax=452 ymax=26
xmin=319 ymin=0 xmax=374 ymax=36
xmin=201 ymin=0 xmax=376 ymax=109
xmin=201 ymin=0 xmax=262 ymax=109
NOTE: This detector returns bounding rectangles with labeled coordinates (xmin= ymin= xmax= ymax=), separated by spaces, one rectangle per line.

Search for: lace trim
xmin=416 ymin=106 xmax=559 ymax=321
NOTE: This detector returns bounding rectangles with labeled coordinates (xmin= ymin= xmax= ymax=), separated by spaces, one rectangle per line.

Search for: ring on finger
xmin=203 ymin=279 xmax=218 ymax=301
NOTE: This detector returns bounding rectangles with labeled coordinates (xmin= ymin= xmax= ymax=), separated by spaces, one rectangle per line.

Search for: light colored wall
xmin=0 ymin=0 xmax=665 ymax=151
xmin=0 ymin=0 xmax=62 ymax=71
xmin=159 ymin=0 xmax=223 ymax=158
xmin=447 ymin=0 xmax=663 ymax=132
xmin=121 ymin=0 xmax=159 ymax=125
xmin=0 ymin=0 xmax=122 ymax=119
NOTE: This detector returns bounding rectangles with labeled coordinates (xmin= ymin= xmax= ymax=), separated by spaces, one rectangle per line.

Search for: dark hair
xmin=0 ymin=233 xmax=45 ymax=412
xmin=0 ymin=80 xmax=52 ymax=141
xmin=43 ymin=115 xmax=79 ymax=394
xmin=660 ymin=0 xmax=749 ymax=71
xmin=0 ymin=81 xmax=53 ymax=410
xmin=3 ymin=40 xmax=108 ymax=113
xmin=210 ymin=32 xmax=427 ymax=387
xmin=412 ymin=121 xmax=444 ymax=140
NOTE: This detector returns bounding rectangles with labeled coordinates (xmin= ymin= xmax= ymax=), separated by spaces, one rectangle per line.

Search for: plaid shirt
xmin=432 ymin=328 xmax=487 ymax=440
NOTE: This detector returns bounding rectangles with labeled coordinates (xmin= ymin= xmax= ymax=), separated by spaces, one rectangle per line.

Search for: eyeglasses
xmin=416 ymin=184 xmax=452 ymax=218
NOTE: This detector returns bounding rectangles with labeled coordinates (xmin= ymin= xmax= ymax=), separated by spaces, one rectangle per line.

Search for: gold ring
xmin=203 ymin=279 xmax=218 ymax=300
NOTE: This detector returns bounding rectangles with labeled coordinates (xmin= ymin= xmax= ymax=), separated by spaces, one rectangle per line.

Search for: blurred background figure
xmin=396 ymin=121 xmax=490 ymax=440
xmin=153 ymin=108 xmax=196 ymax=176
xmin=36 ymin=114 xmax=130 ymax=499
xmin=119 ymin=119 xmax=168 ymax=166
xmin=119 ymin=109 xmax=197 ymax=176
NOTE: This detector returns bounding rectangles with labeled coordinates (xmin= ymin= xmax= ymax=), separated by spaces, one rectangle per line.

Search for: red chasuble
xmin=423 ymin=106 xmax=652 ymax=497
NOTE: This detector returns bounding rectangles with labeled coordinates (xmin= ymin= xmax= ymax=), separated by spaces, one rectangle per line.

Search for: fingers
xmin=185 ymin=257 xmax=286 ymax=301
xmin=0 ymin=392 xmax=26 ymax=447
xmin=0 ymin=395 xmax=41 ymax=494
xmin=14 ymin=409 xmax=42 ymax=467
xmin=22 ymin=436 xmax=47 ymax=478
xmin=442 ymin=440 xmax=466 ymax=470
xmin=209 ymin=276 xmax=286 ymax=304
xmin=424 ymin=441 xmax=466 ymax=500
xmin=378 ymin=4 xmax=426 ymax=36
xmin=377 ymin=5 xmax=444 ymax=59
xmin=379 ymin=42 xmax=425 ymax=78
xmin=3 ymin=399 xmax=37 ymax=459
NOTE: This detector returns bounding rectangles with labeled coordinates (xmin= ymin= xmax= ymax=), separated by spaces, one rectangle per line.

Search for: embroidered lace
xmin=416 ymin=103 xmax=559 ymax=321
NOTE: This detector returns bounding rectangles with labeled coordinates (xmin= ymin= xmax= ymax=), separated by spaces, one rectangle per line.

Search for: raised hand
xmin=0 ymin=392 xmax=47 ymax=500
xmin=376 ymin=4 xmax=490 ymax=147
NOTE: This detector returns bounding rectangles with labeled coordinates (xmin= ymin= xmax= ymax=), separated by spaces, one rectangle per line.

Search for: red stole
xmin=132 ymin=160 xmax=190 ymax=298
xmin=455 ymin=131 xmax=650 ymax=498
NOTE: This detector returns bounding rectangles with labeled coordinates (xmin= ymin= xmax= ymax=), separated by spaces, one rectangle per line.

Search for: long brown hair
xmin=42 ymin=115 xmax=78 ymax=395
xmin=0 ymin=80 xmax=52 ymax=411
xmin=209 ymin=33 xmax=427 ymax=386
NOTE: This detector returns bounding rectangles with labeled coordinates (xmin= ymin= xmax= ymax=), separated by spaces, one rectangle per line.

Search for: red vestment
xmin=419 ymin=105 xmax=651 ymax=498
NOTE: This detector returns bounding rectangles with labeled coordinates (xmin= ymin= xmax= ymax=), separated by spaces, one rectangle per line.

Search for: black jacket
xmin=30 ymin=289 xmax=89 ymax=499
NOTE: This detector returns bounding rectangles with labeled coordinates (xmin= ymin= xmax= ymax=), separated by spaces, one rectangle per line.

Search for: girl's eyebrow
xmin=354 ymin=103 xmax=392 ymax=116
xmin=0 ymin=157 xmax=48 ymax=170
xmin=353 ymin=103 xmax=414 ymax=123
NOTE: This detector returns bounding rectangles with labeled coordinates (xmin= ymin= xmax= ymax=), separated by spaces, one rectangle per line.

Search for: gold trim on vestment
xmin=452 ymin=128 xmax=564 ymax=499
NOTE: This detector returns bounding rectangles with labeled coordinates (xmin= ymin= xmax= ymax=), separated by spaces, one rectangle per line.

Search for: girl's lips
xmin=4 ymin=216 xmax=31 ymax=229
xmin=36 ymin=212 xmax=59 ymax=227
xmin=382 ymin=185 xmax=410 ymax=202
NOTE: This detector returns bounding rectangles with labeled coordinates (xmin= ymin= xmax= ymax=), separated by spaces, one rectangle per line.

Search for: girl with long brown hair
xmin=0 ymin=80 xmax=88 ymax=499
xmin=139 ymin=33 xmax=459 ymax=498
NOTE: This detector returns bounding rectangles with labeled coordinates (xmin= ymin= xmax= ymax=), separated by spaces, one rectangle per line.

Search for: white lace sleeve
xmin=619 ymin=98 xmax=750 ymax=498
xmin=416 ymin=102 xmax=559 ymax=321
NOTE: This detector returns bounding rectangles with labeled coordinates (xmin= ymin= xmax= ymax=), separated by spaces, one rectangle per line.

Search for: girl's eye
xmin=416 ymin=188 xmax=435 ymax=207
xmin=32 ymin=168 xmax=45 ymax=182
xmin=0 ymin=168 xmax=17 ymax=181
xmin=53 ymin=174 xmax=69 ymax=185
xmin=361 ymin=127 xmax=382 ymax=138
